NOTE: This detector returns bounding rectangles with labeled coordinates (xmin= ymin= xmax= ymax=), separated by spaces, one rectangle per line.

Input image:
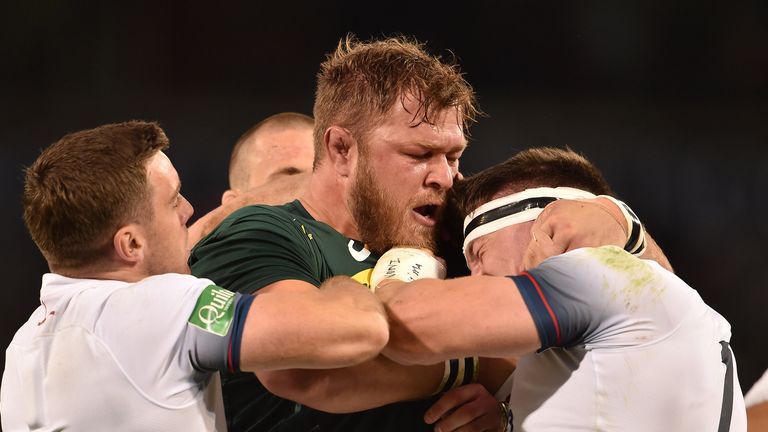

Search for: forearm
xmin=257 ymin=354 xmax=443 ymax=413
xmin=377 ymin=276 xmax=538 ymax=365
xmin=639 ymin=232 xmax=673 ymax=272
xmin=318 ymin=275 xmax=388 ymax=320
xmin=257 ymin=353 xmax=515 ymax=413
xmin=188 ymin=198 xmax=248 ymax=246
xmin=240 ymin=277 xmax=388 ymax=371
xmin=188 ymin=173 xmax=310 ymax=246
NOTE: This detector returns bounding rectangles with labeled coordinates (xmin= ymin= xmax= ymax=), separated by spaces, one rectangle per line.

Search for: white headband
xmin=462 ymin=187 xmax=596 ymax=253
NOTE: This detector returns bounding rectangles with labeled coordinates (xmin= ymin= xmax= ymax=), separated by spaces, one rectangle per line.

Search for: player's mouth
xmin=413 ymin=204 xmax=439 ymax=226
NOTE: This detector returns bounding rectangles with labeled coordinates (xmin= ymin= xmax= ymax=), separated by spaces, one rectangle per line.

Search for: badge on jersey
xmin=188 ymin=285 xmax=236 ymax=336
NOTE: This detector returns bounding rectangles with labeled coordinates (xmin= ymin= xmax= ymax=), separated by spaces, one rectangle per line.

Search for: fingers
xmin=424 ymin=385 xmax=474 ymax=424
xmin=531 ymin=201 xmax=577 ymax=250
xmin=522 ymin=225 xmax=560 ymax=270
xmin=425 ymin=384 xmax=502 ymax=432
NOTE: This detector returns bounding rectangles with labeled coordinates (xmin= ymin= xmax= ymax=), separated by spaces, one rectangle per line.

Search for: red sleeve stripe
xmin=227 ymin=338 xmax=235 ymax=372
xmin=521 ymin=271 xmax=561 ymax=345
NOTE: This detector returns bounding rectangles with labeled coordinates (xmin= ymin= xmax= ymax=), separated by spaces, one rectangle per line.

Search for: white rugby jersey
xmin=1 ymin=273 xmax=253 ymax=431
xmin=745 ymin=369 xmax=768 ymax=407
xmin=505 ymin=246 xmax=746 ymax=431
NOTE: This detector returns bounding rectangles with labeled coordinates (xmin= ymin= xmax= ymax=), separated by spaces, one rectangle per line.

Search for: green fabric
xmin=190 ymin=200 xmax=437 ymax=432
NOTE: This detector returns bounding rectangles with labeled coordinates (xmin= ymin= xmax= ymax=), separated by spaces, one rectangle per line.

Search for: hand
xmin=522 ymin=198 xmax=625 ymax=269
xmin=424 ymin=384 xmax=503 ymax=432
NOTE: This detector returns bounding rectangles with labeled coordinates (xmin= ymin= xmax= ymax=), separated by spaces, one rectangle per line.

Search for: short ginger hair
xmin=313 ymin=35 xmax=479 ymax=167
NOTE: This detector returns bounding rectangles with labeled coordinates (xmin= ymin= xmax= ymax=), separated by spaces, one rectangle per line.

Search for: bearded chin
xmin=350 ymin=159 xmax=436 ymax=256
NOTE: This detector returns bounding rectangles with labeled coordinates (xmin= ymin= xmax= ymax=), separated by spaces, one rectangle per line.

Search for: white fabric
xmin=507 ymin=247 xmax=747 ymax=431
xmin=0 ymin=273 xmax=226 ymax=431
xmin=745 ymin=368 xmax=768 ymax=407
xmin=462 ymin=187 xmax=596 ymax=252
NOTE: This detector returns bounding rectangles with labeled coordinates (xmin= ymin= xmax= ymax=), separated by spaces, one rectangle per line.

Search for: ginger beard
xmin=350 ymin=150 xmax=440 ymax=256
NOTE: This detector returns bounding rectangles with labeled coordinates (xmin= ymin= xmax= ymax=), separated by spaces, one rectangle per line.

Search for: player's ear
xmin=221 ymin=189 xmax=239 ymax=205
xmin=324 ymin=126 xmax=357 ymax=177
xmin=465 ymin=251 xmax=484 ymax=276
xmin=113 ymin=224 xmax=146 ymax=264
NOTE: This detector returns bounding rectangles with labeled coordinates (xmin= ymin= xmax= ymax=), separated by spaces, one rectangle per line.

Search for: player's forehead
xmin=374 ymin=96 xmax=467 ymax=150
xmin=146 ymin=151 xmax=180 ymax=195
xmin=464 ymin=223 xmax=522 ymax=260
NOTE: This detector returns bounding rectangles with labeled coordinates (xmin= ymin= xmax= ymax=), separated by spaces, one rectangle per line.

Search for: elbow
xmin=356 ymin=313 xmax=390 ymax=361
xmin=381 ymin=341 xmax=441 ymax=366
xmin=330 ymin=312 xmax=389 ymax=367
xmin=380 ymin=301 xmax=445 ymax=365
xmin=257 ymin=369 xmax=363 ymax=414
xmin=381 ymin=321 xmax=444 ymax=366
xmin=381 ymin=345 xmax=420 ymax=366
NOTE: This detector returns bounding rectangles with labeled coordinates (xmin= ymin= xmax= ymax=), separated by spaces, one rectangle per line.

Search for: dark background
xmin=2 ymin=0 xmax=766 ymax=406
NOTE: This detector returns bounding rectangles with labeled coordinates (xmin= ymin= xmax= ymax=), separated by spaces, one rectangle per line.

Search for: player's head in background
xmin=23 ymin=120 xmax=193 ymax=280
xmin=223 ymin=112 xmax=314 ymax=204
xmin=312 ymin=34 xmax=478 ymax=254
xmin=446 ymin=147 xmax=614 ymax=275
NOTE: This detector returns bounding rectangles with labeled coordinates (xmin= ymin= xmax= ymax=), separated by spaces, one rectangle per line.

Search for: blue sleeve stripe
xmin=227 ymin=293 xmax=255 ymax=373
xmin=510 ymin=273 xmax=562 ymax=349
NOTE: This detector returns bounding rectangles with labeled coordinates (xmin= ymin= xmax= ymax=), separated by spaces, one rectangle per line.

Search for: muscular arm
xmin=258 ymin=353 xmax=442 ymax=413
xmin=252 ymin=277 xmax=514 ymax=413
xmin=190 ymin=206 xmax=509 ymax=414
xmin=525 ymin=197 xmax=673 ymax=272
xmin=639 ymin=232 xmax=673 ymax=272
xmin=239 ymin=276 xmax=388 ymax=371
xmin=376 ymin=275 xmax=539 ymax=365
xmin=259 ymin=352 xmax=514 ymax=414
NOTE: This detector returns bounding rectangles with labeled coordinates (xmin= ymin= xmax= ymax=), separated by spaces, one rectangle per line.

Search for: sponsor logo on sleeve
xmin=188 ymin=285 xmax=236 ymax=336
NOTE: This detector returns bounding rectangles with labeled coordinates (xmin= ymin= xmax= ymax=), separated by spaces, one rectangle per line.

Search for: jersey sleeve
xmin=189 ymin=205 xmax=321 ymax=294
xmin=183 ymin=284 xmax=255 ymax=373
xmin=510 ymin=245 xmax=679 ymax=351
xmin=95 ymin=274 xmax=255 ymax=402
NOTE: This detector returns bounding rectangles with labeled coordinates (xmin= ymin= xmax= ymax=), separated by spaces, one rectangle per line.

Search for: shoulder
xmin=534 ymin=245 xmax=660 ymax=282
xmin=101 ymin=274 xmax=216 ymax=318
xmin=95 ymin=274 xmax=233 ymax=349
xmin=526 ymin=246 xmax=703 ymax=348
xmin=205 ymin=203 xmax=306 ymax=241
xmin=224 ymin=203 xmax=298 ymax=228
xmin=134 ymin=273 xmax=214 ymax=294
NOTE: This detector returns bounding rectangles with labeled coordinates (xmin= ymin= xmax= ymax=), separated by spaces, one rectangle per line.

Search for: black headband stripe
xmin=463 ymin=197 xmax=559 ymax=239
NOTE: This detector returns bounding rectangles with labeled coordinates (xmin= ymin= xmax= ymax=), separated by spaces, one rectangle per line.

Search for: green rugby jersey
xmin=190 ymin=200 xmax=438 ymax=432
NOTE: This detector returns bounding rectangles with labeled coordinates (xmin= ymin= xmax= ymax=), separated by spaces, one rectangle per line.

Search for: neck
xmin=53 ymin=262 xmax=148 ymax=283
xmin=299 ymin=165 xmax=359 ymax=239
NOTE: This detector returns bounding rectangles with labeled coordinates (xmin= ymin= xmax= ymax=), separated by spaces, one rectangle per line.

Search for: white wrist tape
xmin=369 ymin=247 xmax=447 ymax=292
xmin=597 ymin=195 xmax=647 ymax=256
xmin=434 ymin=356 xmax=480 ymax=395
